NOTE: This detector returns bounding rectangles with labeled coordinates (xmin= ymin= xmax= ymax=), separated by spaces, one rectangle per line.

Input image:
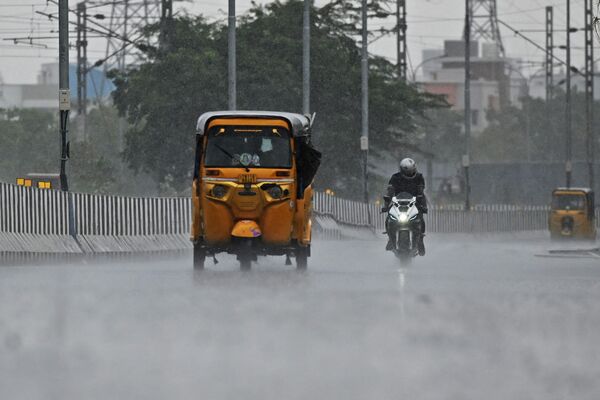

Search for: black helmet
xmin=400 ymin=158 xmax=417 ymax=178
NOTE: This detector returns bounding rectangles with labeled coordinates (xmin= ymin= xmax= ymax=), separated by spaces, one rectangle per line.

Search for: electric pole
xmin=396 ymin=0 xmax=407 ymax=81
xmin=585 ymin=0 xmax=595 ymax=190
xmin=361 ymin=0 xmax=369 ymax=205
xmin=302 ymin=0 xmax=310 ymax=115
xmin=228 ymin=0 xmax=236 ymax=110
xmin=464 ymin=0 xmax=472 ymax=210
xmin=76 ymin=1 xmax=87 ymax=141
xmin=160 ymin=0 xmax=173 ymax=51
xmin=545 ymin=6 xmax=554 ymax=102
xmin=566 ymin=0 xmax=572 ymax=188
xmin=59 ymin=0 xmax=70 ymax=192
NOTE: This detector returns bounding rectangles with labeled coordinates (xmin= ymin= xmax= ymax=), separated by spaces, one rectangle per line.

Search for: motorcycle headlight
xmin=210 ymin=184 xmax=228 ymax=199
xmin=399 ymin=213 xmax=409 ymax=223
xmin=266 ymin=185 xmax=283 ymax=199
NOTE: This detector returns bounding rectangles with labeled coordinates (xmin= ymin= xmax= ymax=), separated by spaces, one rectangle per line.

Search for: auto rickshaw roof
xmin=196 ymin=111 xmax=312 ymax=137
xmin=553 ymin=187 xmax=594 ymax=195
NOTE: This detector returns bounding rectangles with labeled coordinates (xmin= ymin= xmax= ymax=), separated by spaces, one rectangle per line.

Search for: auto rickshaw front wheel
xmin=193 ymin=242 xmax=206 ymax=270
xmin=237 ymin=239 xmax=254 ymax=271
xmin=296 ymin=246 xmax=309 ymax=270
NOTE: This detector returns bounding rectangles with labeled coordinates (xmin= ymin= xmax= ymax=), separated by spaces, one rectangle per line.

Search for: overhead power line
xmin=498 ymin=19 xmax=585 ymax=77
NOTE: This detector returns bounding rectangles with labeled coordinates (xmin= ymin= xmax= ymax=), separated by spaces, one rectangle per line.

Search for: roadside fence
xmin=0 ymin=181 xmax=555 ymax=253
xmin=0 ymin=182 xmax=190 ymax=236
xmin=312 ymin=192 xmax=551 ymax=233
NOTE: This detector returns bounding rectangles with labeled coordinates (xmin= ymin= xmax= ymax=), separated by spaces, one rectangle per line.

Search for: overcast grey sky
xmin=0 ymin=0 xmax=592 ymax=84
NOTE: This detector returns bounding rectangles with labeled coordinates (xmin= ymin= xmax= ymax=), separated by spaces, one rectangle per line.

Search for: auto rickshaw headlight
xmin=266 ymin=185 xmax=283 ymax=199
xmin=210 ymin=184 xmax=228 ymax=199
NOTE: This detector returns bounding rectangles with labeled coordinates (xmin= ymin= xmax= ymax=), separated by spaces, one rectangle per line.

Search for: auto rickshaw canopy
xmin=551 ymin=187 xmax=595 ymax=210
xmin=196 ymin=111 xmax=312 ymax=137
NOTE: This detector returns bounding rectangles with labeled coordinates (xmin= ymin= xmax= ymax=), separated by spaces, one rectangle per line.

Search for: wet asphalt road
xmin=1 ymin=234 xmax=600 ymax=400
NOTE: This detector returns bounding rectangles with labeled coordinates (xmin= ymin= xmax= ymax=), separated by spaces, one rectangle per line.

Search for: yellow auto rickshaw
xmin=191 ymin=111 xmax=321 ymax=270
xmin=549 ymin=187 xmax=596 ymax=240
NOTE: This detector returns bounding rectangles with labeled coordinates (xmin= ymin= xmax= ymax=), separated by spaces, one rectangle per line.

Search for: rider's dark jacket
xmin=386 ymin=172 xmax=427 ymax=213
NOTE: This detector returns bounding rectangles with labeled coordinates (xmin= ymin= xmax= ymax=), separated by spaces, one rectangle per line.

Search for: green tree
xmin=0 ymin=107 xmax=123 ymax=193
xmin=0 ymin=109 xmax=59 ymax=182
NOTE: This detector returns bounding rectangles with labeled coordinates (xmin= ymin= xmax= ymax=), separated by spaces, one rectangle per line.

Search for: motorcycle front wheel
xmin=396 ymin=230 xmax=413 ymax=265
xmin=397 ymin=253 xmax=413 ymax=265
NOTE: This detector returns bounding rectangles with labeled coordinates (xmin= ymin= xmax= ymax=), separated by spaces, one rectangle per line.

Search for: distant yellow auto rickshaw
xmin=549 ymin=187 xmax=596 ymax=240
xmin=190 ymin=111 xmax=321 ymax=270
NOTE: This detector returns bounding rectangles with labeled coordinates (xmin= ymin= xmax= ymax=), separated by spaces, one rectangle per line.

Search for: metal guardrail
xmin=312 ymin=191 xmax=551 ymax=233
xmin=1 ymin=183 xmax=70 ymax=235
xmin=72 ymin=192 xmax=190 ymax=236
xmin=0 ymin=182 xmax=190 ymax=236
xmin=1 ymin=182 xmax=552 ymax=240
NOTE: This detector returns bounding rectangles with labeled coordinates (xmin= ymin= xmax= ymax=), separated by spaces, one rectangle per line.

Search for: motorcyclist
xmin=384 ymin=158 xmax=427 ymax=255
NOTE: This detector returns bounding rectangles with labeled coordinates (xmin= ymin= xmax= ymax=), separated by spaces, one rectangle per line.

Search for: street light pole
xmin=76 ymin=2 xmax=87 ymax=141
xmin=361 ymin=0 xmax=369 ymax=205
xmin=411 ymin=53 xmax=446 ymax=82
xmin=566 ymin=0 xmax=572 ymax=187
xmin=464 ymin=0 xmax=471 ymax=210
xmin=396 ymin=0 xmax=407 ymax=81
xmin=302 ymin=0 xmax=310 ymax=115
xmin=59 ymin=0 xmax=70 ymax=192
xmin=228 ymin=0 xmax=236 ymax=110
xmin=584 ymin=0 xmax=594 ymax=190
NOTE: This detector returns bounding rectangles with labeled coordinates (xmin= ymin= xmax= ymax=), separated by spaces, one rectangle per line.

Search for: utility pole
xmin=76 ymin=1 xmax=87 ymax=141
xmin=566 ymin=0 xmax=572 ymax=188
xmin=302 ymin=0 xmax=310 ymax=114
xmin=545 ymin=6 xmax=554 ymax=102
xmin=228 ymin=0 xmax=236 ymax=110
xmin=59 ymin=0 xmax=70 ymax=192
xmin=361 ymin=0 xmax=369 ymax=205
xmin=396 ymin=0 xmax=407 ymax=81
xmin=585 ymin=0 xmax=595 ymax=190
xmin=463 ymin=0 xmax=471 ymax=210
xmin=160 ymin=0 xmax=173 ymax=51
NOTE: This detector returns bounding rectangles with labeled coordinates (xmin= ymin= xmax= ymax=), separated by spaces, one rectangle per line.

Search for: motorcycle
xmin=384 ymin=192 xmax=423 ymax=263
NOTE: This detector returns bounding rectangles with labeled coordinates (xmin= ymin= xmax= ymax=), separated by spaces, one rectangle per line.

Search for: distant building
xmin=417 ymin=40 xmax=525 ymax=135
xmin=0 ymin=62 xmax=114 ymax=111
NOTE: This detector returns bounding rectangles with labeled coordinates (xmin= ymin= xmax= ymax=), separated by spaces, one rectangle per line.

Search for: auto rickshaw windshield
xmin=204 ymin=125 xmax=292 ymax=168
xmin=552 ymin=194 xmax=586 ymax=210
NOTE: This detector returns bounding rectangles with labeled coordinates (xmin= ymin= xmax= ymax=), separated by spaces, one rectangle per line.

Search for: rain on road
xmin=1 ymin=234 xmax=599 ymax=400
